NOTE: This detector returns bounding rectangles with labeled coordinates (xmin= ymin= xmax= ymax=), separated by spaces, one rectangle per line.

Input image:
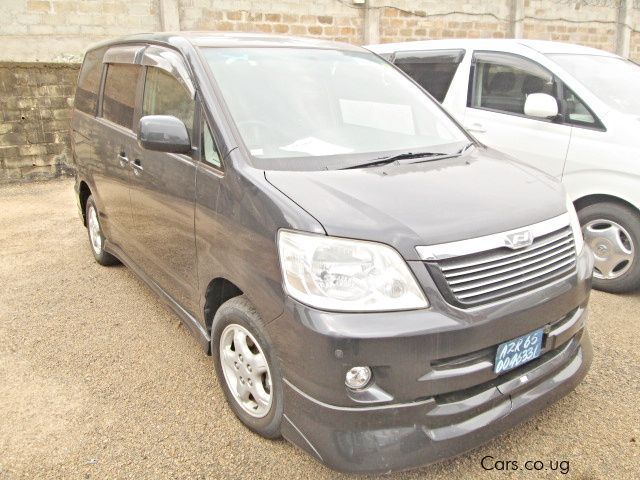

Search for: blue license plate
xmin=494 ymin=328 xmax=544 ymax=374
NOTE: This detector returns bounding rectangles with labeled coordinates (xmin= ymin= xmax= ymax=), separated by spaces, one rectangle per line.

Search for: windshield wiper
xmin=342 ymin=151 xmax=446 ymax=170
xmin=343 ymin=143 xmax=474 ymax=170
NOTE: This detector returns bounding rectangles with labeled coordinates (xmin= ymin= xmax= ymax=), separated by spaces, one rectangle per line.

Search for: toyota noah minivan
xmin=72 ymin=33 xmax=593 ymax=473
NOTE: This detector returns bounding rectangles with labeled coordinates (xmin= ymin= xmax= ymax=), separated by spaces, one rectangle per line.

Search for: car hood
xmin=265 ymin=147 xmax=566 ymax=260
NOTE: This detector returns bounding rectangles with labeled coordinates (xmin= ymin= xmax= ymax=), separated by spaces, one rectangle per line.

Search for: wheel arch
xmin=79 ymin=180 xmax=92 ymax=226
xmin=204 ymin=277 xmax=244 ymax=338
xmin=564 ymin=169 xmax=640 ymax=217
xmin=573 ymin=193 xmax=640 ymax=217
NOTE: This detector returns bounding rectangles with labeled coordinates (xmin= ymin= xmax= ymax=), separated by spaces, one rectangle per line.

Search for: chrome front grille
xmin=417 ymin=214 xmax=577 ymax=307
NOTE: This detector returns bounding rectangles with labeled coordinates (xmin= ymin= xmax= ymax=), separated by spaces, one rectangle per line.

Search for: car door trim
xmin=103 ymin=44 xmax=146 ymax=65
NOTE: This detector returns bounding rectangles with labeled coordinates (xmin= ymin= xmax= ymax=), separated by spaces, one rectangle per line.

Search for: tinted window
xmin=75 ymin=49 xmax=104 ymax=114
xmin=102 ymin=64 xmax=139 ymax=129
xmin=202 ymin=114 xmax=222 ymax=169
xmin=143 ymin=67 xmax=194 ymax=141
xmin=394 ymin=49 xmax=464 ymax=102
xmin=472 ymin=52 xmax=556 ymax=116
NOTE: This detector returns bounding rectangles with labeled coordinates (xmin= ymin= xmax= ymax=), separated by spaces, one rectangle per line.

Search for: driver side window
xmin=143 ymin=67 xmax=195 ymax=141
xmin=472 ymin=52 xmax=557 ymax=118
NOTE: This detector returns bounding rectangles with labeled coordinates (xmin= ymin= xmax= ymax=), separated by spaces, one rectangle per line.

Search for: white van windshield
xmin=201 ymin=48 xmax=467 ymax=161
xmin=548 ymin=54 xmax=640 ymax=115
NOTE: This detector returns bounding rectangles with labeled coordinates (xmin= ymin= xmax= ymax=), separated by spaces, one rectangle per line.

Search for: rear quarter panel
xmin=71 ymin=110 xmax=100 ymax=212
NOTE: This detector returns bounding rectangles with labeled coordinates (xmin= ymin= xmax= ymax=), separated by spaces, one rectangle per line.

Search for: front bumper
xmin=280 ymin=329 xmax=591 ymax=473
xmin=269 ymin=247 xmax=594 ymax=473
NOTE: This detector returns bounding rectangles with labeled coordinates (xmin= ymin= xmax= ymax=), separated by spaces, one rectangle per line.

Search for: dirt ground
xmin=1 ymin=179 xmax=638 ymax=479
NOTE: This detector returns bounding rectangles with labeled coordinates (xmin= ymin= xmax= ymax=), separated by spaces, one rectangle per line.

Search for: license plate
xmin=494 ymin=328 xmax=544 ymax=374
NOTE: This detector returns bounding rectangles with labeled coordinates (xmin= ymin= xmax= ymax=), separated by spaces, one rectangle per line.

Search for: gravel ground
xmin=0 ymin=179 xmax=638 ymax=479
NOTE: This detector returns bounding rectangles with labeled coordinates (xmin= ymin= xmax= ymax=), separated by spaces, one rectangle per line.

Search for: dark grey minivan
xmin=72 ymin=33 xmax=593 ymax=473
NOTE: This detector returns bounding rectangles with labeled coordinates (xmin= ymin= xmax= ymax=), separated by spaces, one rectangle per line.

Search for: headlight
xmin=278 ymin=230 xmax=429 ymax=311
xmin=566 ymin=194 xmax=584 ymax=253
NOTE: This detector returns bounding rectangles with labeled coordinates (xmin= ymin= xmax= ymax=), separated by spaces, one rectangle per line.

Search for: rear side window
xmin=142 ymin=67 xmax=195 ymax=141
xmin=75 ymin=49 xmax=103 ymax=114
xmin=471 ymin=52 xmax=556 ymax=116
xmin=394 ymin=49 xmax=465 ymax=102
xmin=102 ymin=64 xmax=140 ymax=129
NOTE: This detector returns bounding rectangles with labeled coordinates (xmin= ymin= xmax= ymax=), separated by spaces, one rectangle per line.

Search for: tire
xmin=210 ymin=295 xmax=283 ymax=438
xmin=578 ymin=201 xmax=640 ymax=293
xmin=85 ymin=195 xmax=119 ymax=266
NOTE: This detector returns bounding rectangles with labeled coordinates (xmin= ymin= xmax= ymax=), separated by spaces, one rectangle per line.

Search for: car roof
xmin=87 ymin=32 xmax=364 ymax=53
xmin=366 ymin=38 xmax=620 ymax=58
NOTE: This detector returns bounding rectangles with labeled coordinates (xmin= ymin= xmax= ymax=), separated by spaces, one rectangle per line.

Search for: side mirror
xmin=138 ymin=115 xmax=191 ymax=154
xmin=524 ymin=93 xmax=559 ymax=119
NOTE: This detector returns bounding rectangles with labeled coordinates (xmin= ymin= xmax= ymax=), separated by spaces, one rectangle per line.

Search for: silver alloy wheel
xmin=583 ymin=219 xmax=635 ymax=280
xmin=87 ymin=204 xmax=103 ymax=256
xmin=219 ymin=323 xmax=272 ymax=418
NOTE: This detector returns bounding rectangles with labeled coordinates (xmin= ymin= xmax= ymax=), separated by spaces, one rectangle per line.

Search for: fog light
xmin=345 ymin=366 xmax=372 ymax=390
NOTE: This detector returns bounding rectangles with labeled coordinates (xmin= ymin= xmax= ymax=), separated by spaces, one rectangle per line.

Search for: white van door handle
xmin=466 ymin=123 xmax=487 ymax=134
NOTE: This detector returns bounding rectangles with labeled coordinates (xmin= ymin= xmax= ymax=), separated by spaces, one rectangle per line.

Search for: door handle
xmin=117 ymin=153 xmax=129 ymax=167
xmin=131 ymin=159 xmax=143 ymax=176
xmin=466 ymin=123 xmax=487 ymax=134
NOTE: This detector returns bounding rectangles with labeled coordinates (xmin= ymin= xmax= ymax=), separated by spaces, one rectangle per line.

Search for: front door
xmin=93 ymin=60 xmax=142 ymax=249
xmin=128 ymin=59 xmax=199 ymax=316
xmin=464 ymin=51 xmax=571 ymax=178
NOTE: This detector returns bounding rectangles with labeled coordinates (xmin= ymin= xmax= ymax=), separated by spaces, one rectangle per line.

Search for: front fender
xmin=563 ymin=169 xmax=640 ymax=211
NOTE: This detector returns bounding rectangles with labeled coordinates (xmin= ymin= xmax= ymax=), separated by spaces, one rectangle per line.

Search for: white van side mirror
xmin=524 ymin=93 xmax=559 ymax=118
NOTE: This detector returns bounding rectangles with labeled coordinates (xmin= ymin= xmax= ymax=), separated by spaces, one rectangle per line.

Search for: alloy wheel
xmin=219 ymin=323 xmax=273 ymax=418
xmin=87 ymin=204 xmax=103 ymax=256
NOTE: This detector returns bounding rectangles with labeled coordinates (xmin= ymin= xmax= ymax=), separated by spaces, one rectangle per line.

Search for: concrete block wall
xmin=0 ymin=0 xmax=161 ymax=63
xmin=377 ymin=1 xmax=511 ymax=43
xmin=0 ymin=63 xmax=79 ymax=181
xmin=630 ymin=7 xmax=640 ymax=60
xmin=179 ymin=1 xmax=363 ymax=44
xmin=631 ymin=30 xmax=640 ymax=59
xmin=523 ymin=0 xmax=619 ymax=52
xmin=1 ymin=0 xmax=639 ymax=182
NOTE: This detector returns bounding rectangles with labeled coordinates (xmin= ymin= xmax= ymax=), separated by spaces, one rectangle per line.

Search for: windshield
xmin=548 ymin=54 xmax=640 ymax=114
xmin=201 ymin=47 xmax=467 ymax=163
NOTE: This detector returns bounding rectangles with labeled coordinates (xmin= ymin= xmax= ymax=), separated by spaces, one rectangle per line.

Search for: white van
xmin=368 ymin=39 xmax=640 ymax=292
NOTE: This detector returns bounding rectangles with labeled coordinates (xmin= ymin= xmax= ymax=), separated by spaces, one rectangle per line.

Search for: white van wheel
xmin=579 ymin=202 xmax=640 ymax=293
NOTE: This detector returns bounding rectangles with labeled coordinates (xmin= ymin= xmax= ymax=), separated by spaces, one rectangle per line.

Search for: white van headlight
xmin=566 ymin=194 xmax=584 ymax=253
xmin=278 ymin=231 xmax=428 ymax=311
